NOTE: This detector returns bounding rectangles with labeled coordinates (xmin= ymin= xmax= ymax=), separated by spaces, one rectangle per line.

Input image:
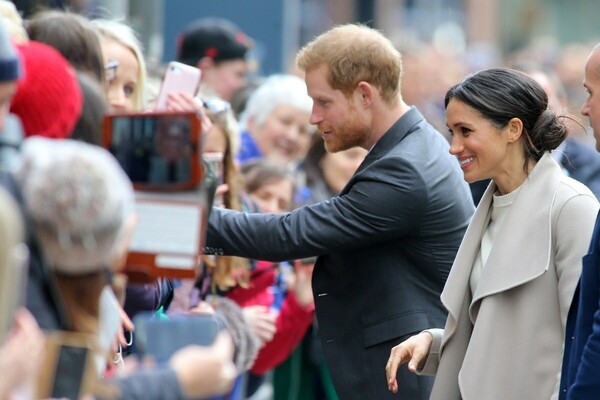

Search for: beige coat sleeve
xmin=416 ymin=328 xmax=444 ymax=376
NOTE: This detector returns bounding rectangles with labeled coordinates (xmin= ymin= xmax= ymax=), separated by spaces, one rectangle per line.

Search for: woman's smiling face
xmin=446 ymin=98 xmax=512 ymax=184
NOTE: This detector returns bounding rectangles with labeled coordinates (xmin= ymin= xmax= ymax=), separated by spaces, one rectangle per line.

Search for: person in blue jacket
xmin=560 ymin=42 xmax=600 ymax=399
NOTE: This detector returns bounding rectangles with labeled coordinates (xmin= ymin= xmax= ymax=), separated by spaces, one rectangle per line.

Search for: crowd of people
xmin=0 ymin=1 xmax=599 ymax=399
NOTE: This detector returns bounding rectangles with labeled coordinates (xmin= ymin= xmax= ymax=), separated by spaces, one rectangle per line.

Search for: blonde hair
xmin=92 ymin=19 xmax=147 ymax=110
xmin=204 ymin=107 xmax=250 ymax=290
xmin=0 ymin=1 xmax=28 ymax=43
xmin=296 ymin=24 xmax=402 ymax=105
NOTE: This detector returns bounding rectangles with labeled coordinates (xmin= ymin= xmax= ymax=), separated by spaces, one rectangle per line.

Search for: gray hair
xmin=16 ymin=137 xmax=135 ymax=274
xmin=239 ymin=74 xmax=312 ymax=130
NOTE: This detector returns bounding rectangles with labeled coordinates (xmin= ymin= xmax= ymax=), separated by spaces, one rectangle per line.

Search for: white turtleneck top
xmin=469 ymin=185 xmax=522 ymax=316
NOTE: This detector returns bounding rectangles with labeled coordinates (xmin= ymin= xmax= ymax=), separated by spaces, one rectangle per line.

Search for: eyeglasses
xmin=104 ymin=59 xmax=119 ymax=83
xmin=202 ymin=97 xmax=231 ymax=116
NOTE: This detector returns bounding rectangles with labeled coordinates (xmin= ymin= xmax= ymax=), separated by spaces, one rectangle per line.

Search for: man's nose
xmin=309 ymin=107 xmax=322 ymax=125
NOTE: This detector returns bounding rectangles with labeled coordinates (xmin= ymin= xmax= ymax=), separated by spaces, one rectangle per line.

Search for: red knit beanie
xmin=10 ymin=41 xmax=82 ymax=139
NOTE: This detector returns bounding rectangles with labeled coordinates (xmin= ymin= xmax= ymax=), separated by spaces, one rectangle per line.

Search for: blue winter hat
xmin=0 ymin=21 xmax=19 ymax=82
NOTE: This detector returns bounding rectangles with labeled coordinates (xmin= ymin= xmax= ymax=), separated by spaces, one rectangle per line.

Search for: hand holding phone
xmin=155 ymin=62 xmax=202 ymax=111
xmin=134 ymin=313 xmax=221 ymax=364
xmin=36 ymin=331 xmax=98 ymax=400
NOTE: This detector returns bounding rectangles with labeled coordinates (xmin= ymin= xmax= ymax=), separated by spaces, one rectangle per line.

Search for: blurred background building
xmin=10 ymin=0 xmax=600 ymax=71
xmin=10 ymin=0 xmax=600 ymax=132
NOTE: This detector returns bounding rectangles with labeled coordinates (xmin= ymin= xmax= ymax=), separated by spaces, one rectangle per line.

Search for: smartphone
xmin=154 ymin=61 xmax=202 ymax=111
xmin=103 ymin=111 xmax=207 ymax=283
xmin=103 ymin=111 xmax=203 ymax=192
xmin=36 ymin=331 xmax=98 ymax=400
xmin=134 ymin=313 xmax=220 ymax=364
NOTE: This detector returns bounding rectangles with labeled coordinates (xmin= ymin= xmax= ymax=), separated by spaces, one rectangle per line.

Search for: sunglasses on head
xmin=104 ymin=59 xmax=119 ymax=83
xmin=202 ymin=98 xmax=231 ymax=115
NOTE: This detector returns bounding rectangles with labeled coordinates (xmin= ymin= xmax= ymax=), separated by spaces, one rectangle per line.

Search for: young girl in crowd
xmin=230 ymin=160 xmax=315 ymax=397
xmin=386 ymin=68 xmax=599 ymax=400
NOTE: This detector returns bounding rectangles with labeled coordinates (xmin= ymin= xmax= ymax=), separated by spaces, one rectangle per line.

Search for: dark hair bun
xmin=529 ymin=109 xmax=567 ymax=155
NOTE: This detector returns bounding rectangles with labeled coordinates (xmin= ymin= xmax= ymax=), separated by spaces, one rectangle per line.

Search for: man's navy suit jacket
xmin=561 ymin=210 xmax=600 ymax=399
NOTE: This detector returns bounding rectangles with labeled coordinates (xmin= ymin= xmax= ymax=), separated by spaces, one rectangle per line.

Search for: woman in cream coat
xmin=385 ymin=68 xmax=599 ymax=400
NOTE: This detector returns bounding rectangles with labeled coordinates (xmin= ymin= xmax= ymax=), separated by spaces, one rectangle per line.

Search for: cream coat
xmin=420 ymin=153 xmax=599 ymax=400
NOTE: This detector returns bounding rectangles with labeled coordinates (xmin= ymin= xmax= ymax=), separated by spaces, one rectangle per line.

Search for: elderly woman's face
xmin=250 ymin=104 xmax=312 ymax=165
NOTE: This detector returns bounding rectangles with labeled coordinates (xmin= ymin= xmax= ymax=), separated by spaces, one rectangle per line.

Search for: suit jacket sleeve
xmin=568 ymin=298 xmax=600 ymax=399
xmin=206 ymin=156 xmax=429 ymax=261
xmin=568 ymin=268 xmax=600 ymax=399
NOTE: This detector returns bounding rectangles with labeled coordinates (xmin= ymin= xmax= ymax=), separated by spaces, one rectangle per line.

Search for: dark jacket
xmin=560 ymin=210 xmax=600 ymax=399
xmin=561 ymin=138 xmax=600 ymax=201
xmin=206 ymin=107 xmax=475 ymax=399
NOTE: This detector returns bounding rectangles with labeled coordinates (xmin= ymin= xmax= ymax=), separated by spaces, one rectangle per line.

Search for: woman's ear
xmin=506 ymin=117 xmax=524 ymax=143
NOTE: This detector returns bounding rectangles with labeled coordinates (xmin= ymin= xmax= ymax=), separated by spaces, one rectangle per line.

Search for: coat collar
xmin=441 ymin=152 xmax=562 ymax=323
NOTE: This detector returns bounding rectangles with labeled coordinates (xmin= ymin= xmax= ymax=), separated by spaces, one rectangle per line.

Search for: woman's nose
xmin=449 ymin=136 xmax=463 ymax=155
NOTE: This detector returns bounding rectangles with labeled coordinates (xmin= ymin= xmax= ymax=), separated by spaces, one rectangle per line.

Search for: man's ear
xmin=356 ymin=81 xmax=374 ymax=108
xmin=507 ymin=117 xmax=524 ymax=143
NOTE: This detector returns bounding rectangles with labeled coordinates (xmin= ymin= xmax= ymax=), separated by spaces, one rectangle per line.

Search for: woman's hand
xmin=385 ymin=331 xmax=433 ymax=393
xmin=242 ymin=305 xmax=277 ymax=347
xmin=116 ymin=304 xmax=134 ymax=348
xmin=165 ymin=92 xmax=213 ymax=136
